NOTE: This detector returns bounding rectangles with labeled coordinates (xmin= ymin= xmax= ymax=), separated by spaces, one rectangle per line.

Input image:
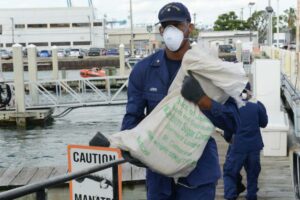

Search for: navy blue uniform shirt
xmin=224 ymin=101 xmax=268 ymax=153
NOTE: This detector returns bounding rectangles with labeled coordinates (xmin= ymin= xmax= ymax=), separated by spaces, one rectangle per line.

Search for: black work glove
xmin=121 ymin=151 xmax=146 ymax=168
xmin=89 ymin=132 xmax=146 ymax=168
xmin=89 ymin=132 xmax=110 ymax=147
xmin=181 ymin=72 xmax=206 ymax=104
xmin=224 ymin=135 xmax=233 ymax=144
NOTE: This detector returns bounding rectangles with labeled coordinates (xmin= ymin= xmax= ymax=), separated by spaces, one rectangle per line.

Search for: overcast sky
xmin=0 ymin=0 xmax=297 ymax=26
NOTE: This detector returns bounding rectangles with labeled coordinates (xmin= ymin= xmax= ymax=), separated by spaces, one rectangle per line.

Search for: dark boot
xmin=236 ymin=173 xmax=246 ymax=197
xmin=237 ymin=182 xmax=246 ymax=196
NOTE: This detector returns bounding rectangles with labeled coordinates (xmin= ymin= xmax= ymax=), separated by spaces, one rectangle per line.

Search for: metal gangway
xmin=7 ymin=75 xmax=129 ymax=110
xmin=0 ymin=43 xmax=133 ymax=127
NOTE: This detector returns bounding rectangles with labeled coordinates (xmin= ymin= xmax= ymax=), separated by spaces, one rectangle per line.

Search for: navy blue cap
xmin=245 ymin=82 xmax=251 ymax=91
xmin=158 ymin=2 xmax=191 ymax=24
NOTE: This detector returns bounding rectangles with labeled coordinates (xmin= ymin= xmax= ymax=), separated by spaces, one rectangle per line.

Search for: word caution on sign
xmin=68 ymin=145 xmax=122 ymax=200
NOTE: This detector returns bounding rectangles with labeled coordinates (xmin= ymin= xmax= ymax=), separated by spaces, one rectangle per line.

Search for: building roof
xmin=107 ymin=27 xmax=160 ymax=35
xmin=199 ymin=30 xmax=258 ymax=38
xmin=0 ymin=7 xmax=100 ymax=23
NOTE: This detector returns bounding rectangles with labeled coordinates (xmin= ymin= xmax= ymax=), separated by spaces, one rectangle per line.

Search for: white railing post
xmin=27 ymin=44 xmax=39 ymax=105
xmin=297 ymin=53 xmax=300 ymax=90
xmin=291 ymin=52 xmax=297 ymax=85
xmin=284 ymin=50 xmax=291 ymax=78
xmin=235 ymin=41 xmax=242 ymax=62
xmin=13 ymin=44 xmax=26 ymax=127
xmin=119 ymin=44 xmax=125 ymax=76
xmin=52 ymin=46 xmax=59 ymax=80
xmin=0 ymin=51 xmax=3 ymax=82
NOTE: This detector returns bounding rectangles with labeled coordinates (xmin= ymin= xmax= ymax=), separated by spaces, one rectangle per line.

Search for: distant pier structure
xmin=0 ymin=43 xmax=129 ymax=128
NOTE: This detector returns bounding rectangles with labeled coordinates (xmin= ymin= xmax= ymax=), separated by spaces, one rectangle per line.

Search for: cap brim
xmin=155 ymin=17 xmax=187 ymax=25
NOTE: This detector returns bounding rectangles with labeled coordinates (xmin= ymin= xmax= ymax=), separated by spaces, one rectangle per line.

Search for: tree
xmin=191 ymin=27 xmax=200 ymax=42
xmin=272 ymin=15 xmax=285 ymax=33
xmin=281 ymin=8 xmax=296 ymax=41
xmin=213 ymin=11 xmax=249 ymax=31
xmin=248 ymin=10 xmax=269 ymax=43
xmin=212 ymin=7 xmax=296 ymax=44
xmin=249 ymin=8 xmax=293 ymax=44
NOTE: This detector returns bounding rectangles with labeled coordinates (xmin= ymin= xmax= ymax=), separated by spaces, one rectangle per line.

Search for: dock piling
xmin=119 ymin=44 xmax=125 ymax=76
xmin=236 ymin=40 xmax=242 ymax=62
xmin=28 ymin=44 xmax=39 ymax=105
xmin=52 ymin=46 xmax=59 ymax=80
xmin=12 ymin=44 xmax=26 ymax=128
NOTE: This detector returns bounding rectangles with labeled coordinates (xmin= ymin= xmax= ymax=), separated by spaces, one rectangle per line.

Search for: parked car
xmin=38 ymin=50 xmax=51 ymax=58
xmin=22 ymin=48 xmax=27 ymax=58
xmin=288 ymin=43 xmax=296 ymax=51
xmin=101 ymin=48 xmax=107 ymax=55
xmin=124 ymin=48 xmax=131 ymax=58
xmin=218 ymin=44 xmax=237 ymax=62
xmin=106 ymin=48 xmax=119 ymax=56
xmin=81 ymin=49 xmax=88 ymax=57
xmin=69 ymin=48 xmax=85 ymax=58
xmin=64 ymin=48 xmax=71 ymax=57
xmin=88 ymin=47 xmax=101 ymax=56
xmin=0 ymin=49 xmax=12 ymax=60
xmin=57 ymin=49 xmax=67 ymax=57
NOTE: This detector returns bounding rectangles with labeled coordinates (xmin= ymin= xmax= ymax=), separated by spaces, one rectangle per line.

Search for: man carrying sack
xmin=90 ymin=2 xmax=248 ymax=200
xmin=118 ymin=2 xmax=246 ymax=200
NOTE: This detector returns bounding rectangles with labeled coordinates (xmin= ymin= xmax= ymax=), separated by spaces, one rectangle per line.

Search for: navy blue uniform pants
xmin=146 ymin=170 xmax=216 ymax=200
xmin=223 ymin=148 xmax=261 ymax=200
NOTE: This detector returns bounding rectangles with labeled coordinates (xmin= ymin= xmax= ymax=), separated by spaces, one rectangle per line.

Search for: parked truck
xmin=218 ymin=44 xmax=237 ymax=62
xmin=273 ymin=33 xmax=290 ymax=48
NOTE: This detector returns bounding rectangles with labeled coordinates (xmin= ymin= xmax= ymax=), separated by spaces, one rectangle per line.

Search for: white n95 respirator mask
xmin=163 ymin=25 xmax=185 ymax=52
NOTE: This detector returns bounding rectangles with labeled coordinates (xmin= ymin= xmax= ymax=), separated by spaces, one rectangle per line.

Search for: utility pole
xmin=276 ymin=0 xmax=280 ymax=48
xmin=241 ymin=8 xmax=244 ymax=20
xmin=10 ymin=17 xmax=14 ymax=44
xmin=103 ymin=14 xmax=107 ymax=49
xmin=89 ymin=0 xmax=95 ymax=20
xmin=266 ymin=0 xmax=273 ymax=46
xmin=193 ymin=13 xmax=196 ymax=25
xmin=146 ymin=25 xmax=153 ymax=54
xmin=296 ymin=0 xmax=300 ymax=89
xmin=297 ymin=0 xmax=300 ymax=53
xmin=248 ymin=2 xmax=255 ymax=42
xmin=67 ymin=0 xmax=72 ymax=7
xmin=130 ymin=0 xmax=134 ymax=56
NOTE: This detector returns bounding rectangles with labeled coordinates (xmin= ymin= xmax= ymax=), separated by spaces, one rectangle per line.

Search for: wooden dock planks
xmin=9 ymin=167 xmax=38 ymax=186
xmin=0 ymin=167 xmax=23 ymax=187
xmin=28 ymin=167 xmax=54 ymax=184
xmin=48 ymin=166 xmax=68 ymax=178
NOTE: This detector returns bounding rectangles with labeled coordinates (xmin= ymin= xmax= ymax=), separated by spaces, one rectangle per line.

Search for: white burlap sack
xmin=109 ymin=44 xmax=248 ymax=179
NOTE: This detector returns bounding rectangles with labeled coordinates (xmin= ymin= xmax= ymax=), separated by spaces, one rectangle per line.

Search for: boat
xmin=80 ymin=67 xmax=106 ymax=78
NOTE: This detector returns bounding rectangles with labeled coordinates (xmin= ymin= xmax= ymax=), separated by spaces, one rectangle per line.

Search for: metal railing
xmin=6 ymin=75 xmax=129 ymax=110
xmin=281 ymin=74 xmax=300 ymax=137
xmin=293 ymin=152 xmax=300 ymax=199
xmin=0 ymin=159 xmax=127 ymax=200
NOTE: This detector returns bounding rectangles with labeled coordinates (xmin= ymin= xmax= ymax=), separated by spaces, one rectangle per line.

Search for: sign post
xmin=68 ymin=145 xmax=122 ymax=200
